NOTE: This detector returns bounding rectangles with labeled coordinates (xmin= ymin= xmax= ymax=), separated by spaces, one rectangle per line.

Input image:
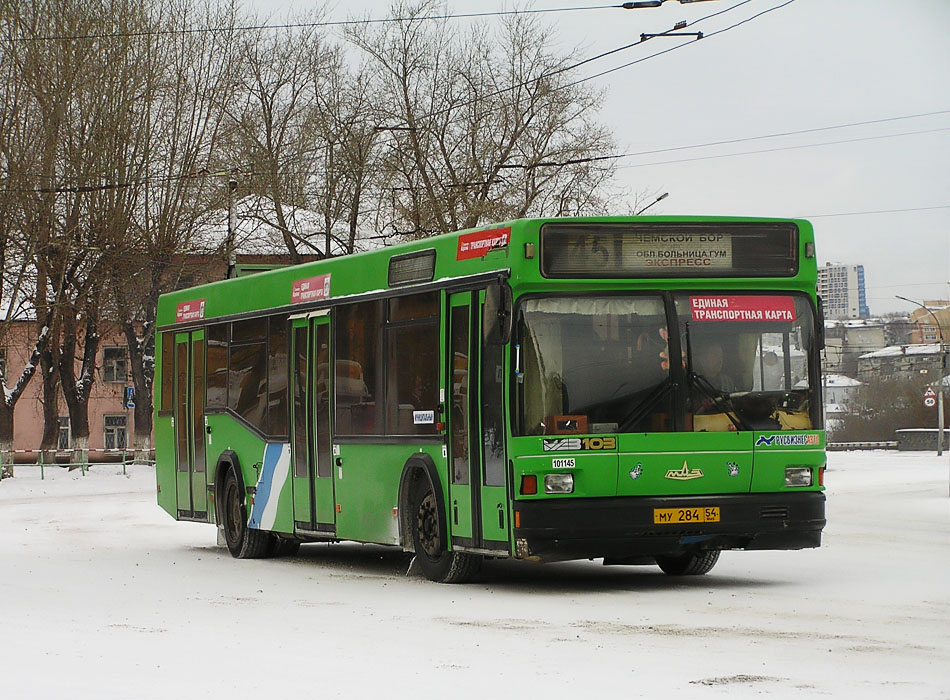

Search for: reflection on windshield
xmin=677 ymin=294 xmax=817 ymax=432
xmin=519 ymin=296 xmax=671 ymax=435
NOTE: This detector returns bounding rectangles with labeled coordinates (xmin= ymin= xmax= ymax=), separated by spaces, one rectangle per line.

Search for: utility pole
xmin=226 ymin=173 xmax=238 ymax=279
xmin=897 ymin=295 xmax=948 ymax=496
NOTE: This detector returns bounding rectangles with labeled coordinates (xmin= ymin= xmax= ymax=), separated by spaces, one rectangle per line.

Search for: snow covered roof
xmin=859 ymin=343 xmax=942 ymax=359
xmin=824 ymin=319 xmax=884 ymax=329
xmin=192 ymin=196 xmax=350 ymax=257
xmin=823 ymin=374 xmax=863 ymax=387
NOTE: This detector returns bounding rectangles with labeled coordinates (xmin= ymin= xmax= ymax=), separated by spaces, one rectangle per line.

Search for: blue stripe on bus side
xmin=248 ymin=443 xmax=290 ymax=530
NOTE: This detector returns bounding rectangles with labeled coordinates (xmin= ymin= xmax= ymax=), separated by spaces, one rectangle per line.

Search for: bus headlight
xmin=785 ymin=467 xmax=812 ymax=487
xmin=544 ymin=473 xmax=574 ymax=494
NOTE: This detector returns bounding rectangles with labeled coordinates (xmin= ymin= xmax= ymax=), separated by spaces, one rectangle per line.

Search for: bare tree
xmin=307 ymin=48 xmax=385 ymax=255
xmin=222 ymin=16 xmax=332 ymax=262
xmin=347 ymin=2 xmax=618 ymax=238
xmin=0 ymin=24 xmax=45 ymax=477
xmin=111 ymin=0 xmax=243 ymax=460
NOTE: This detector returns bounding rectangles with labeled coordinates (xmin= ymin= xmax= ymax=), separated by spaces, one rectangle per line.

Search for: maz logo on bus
xmin=543 ymin=437 xmax=616 ymax=452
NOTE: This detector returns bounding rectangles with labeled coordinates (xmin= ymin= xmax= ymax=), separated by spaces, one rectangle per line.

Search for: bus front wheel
xmin=655 ymin=550 xmax=720 ymax=576
xmin=221 ymin=469 xmax=272 ymax=559
xmin=409 ymin=482 xmax=479 ymax=583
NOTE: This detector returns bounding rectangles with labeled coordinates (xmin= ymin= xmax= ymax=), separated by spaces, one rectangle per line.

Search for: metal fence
xmin=0 ymin=448 xmax=155 ymax=479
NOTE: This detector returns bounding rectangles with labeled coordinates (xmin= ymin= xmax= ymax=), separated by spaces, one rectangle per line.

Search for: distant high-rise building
xmin=817 ymin=262 xmax=869 ymax=319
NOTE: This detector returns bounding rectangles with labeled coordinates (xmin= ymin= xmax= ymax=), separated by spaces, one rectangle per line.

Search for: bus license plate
xmin=653 ymin=507 xmax=720 ymax=524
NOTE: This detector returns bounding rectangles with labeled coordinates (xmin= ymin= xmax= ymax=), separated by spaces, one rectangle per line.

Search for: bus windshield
xmin=518 ymin=293 xmax=820 ymax=435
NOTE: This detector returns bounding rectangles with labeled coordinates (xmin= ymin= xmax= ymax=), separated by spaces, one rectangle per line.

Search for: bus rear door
xmin=290 ymin=313 xmax=336 ymax=534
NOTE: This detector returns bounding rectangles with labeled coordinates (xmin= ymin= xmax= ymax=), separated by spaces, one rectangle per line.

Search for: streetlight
xmin=636 ymin=192 xmax=669 ymax=215
xmin=896 ymin=295 xmax=947 ymax=464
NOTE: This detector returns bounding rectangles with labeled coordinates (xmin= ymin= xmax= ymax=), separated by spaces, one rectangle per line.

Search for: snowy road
xmin=1 ymin=452 xmax=947 ymax=699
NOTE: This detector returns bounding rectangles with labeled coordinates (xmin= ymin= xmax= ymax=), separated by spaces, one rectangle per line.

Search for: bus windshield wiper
xmin=688 ymin=370 xmax=752 ymax=431
xmin=617 ymin=378 xmax=674 ymax=433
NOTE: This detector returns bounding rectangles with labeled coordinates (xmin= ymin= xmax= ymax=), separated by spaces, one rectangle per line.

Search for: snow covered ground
xmin=1 ymin=452 xmax=947 ymax=699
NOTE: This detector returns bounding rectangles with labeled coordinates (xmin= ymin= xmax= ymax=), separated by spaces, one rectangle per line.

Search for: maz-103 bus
xmin=155 ymin=216 xmax=826 ymax=583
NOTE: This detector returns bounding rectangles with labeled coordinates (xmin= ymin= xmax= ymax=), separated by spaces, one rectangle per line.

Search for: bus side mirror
xmin=816 ymin=296 xmax=825 ymax=350
xmin=484 ymin=283 xmax=513 ymax=345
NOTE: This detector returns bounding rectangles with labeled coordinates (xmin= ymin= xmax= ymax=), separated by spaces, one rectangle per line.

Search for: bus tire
xmin=221 ymin=469 xmax=272 ymax=559
xmin=655 ymin=550 xmax=720 ymax=576
xmin=409 ymin=480 xmax=480 ymax=583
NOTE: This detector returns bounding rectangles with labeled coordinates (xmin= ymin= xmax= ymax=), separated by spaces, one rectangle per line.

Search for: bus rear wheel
xmin=410 ymin=482 xmax=479 ymax=583
xmin=655 ymin=550 xmax=720 ymax=576
xmin=221 ymin=469 xmax=272 ymax=559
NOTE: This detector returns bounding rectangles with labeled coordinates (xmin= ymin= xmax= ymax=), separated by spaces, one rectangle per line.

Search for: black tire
xmin=409 ymin=480 xmax=480 ymax=583
xmin=220 ymin=469 xmax=272 ymax=559
xmin=655 ymin=550 xmax=720 ymax=576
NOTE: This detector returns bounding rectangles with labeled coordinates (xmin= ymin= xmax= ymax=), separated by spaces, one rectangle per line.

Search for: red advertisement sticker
xmin=176 ymin=299 xmax=205 ymax=323
xmin=291 ymin=273 xmax=331 ymax=304
xmin=690 ymin=296 xmax=797 ymax=322
xmin=456 ymin=227 xmax=511 ymax=260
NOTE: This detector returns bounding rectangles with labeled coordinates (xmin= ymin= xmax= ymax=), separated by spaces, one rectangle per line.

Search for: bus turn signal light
xmin=521 ymin=474 xmax=538 ymax=495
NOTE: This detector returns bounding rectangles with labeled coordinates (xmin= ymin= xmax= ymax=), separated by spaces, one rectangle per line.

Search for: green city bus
xmin=155 ymin=216 xmax=826 ymax=582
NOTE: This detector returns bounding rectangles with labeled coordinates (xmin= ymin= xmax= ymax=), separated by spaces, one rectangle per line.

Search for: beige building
xmin=908 ymin=300 xmax=950 ymax=344
xmin=1 ymin=321 xmax=134 ymax=460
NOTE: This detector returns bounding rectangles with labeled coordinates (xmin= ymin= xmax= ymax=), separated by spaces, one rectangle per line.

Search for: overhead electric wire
xmin=802 ymin=205 xmax=950 ymax=219
xmin=412 ymin=0 xmax=754 ymax=123
xmin=493 ymin=110 xmax=950 ymax=169
xmin=559 ymin=0 xmax=795 ymax=91
xmin=5 ymin=113 xmax=947 ymax=191
xmin=610 ymin=126 xmax=950 ymax=171
xmin=7 ymin=3 xmax=625 ymax=43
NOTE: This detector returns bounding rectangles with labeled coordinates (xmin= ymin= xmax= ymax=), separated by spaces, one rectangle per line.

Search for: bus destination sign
xmin=176 ymin=299 xmax=205 ymax=323
xmin=540 ymin=222 xmax=799 ymax=278
xmin=291 ymin=273 xmax=331 ymax=304
xmin=690 ymin=295 xmax=797 ymax=322
xmin=623 ymin=232 xmax=732 ymax=270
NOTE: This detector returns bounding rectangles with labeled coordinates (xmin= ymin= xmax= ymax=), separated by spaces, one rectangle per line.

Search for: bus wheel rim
xmin=416 ymin=492 xmax=441 ymax=559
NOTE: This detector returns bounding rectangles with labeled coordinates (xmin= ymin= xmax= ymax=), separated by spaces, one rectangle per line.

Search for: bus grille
xmin=760 ymin=506 xmax=789 ymax=520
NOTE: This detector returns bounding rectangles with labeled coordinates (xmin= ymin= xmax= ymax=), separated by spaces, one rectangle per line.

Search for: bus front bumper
xmin=512 ymin=492 xmax=825 ymax=563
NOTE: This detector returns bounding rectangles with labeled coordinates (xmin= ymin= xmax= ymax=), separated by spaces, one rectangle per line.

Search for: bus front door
xmin=174 ymin=330 xmax=208 ymax=519
xmin=447 ymin=291 xmax=510 ymax=553
xmin=290 ymin=314 xmax=336 ymax=535
xmin=476 ymin=289 xmax=510 ymax=551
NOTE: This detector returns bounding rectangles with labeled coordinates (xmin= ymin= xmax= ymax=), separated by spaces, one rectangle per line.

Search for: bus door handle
xmin=497 ymin=504 xmax=505 ymax=529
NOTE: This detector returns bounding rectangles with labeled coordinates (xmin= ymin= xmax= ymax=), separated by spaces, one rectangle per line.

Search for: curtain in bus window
xmin=335 ymin=301 xmax=381 ymax=435
xmin=520 ymin=296 xmax=671 ymax=435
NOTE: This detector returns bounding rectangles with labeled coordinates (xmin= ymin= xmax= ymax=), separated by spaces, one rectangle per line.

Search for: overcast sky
xmin=247 ymin=0 xmax=949 ymax=316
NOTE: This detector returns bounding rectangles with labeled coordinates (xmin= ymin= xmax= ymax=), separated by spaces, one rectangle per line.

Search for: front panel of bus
xmin=507 ymin=219 xmax=826 ymax=562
